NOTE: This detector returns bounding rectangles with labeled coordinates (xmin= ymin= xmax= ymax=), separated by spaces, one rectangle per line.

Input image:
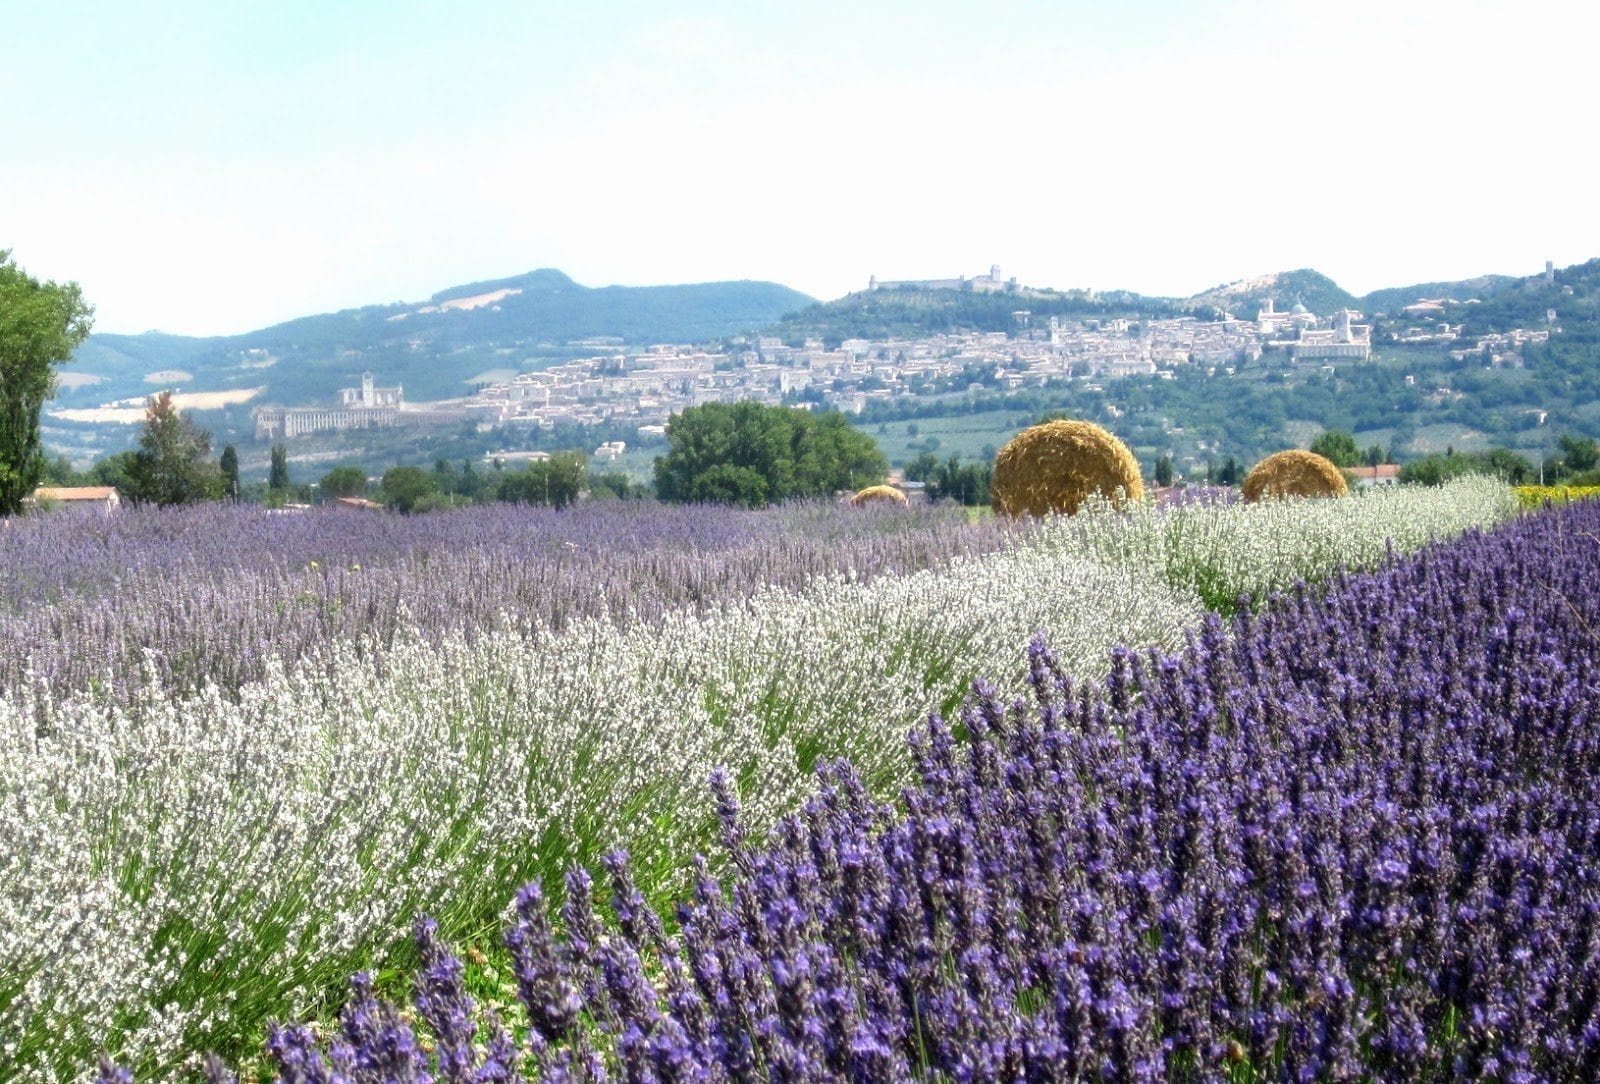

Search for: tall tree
xmin=219 ymin=445 xmax=240 ymax=499
xmin=126 ymin=392 xmax=224 ymax=506
xmin=268 ymin=443 xmax=291 ymax=491
xmin=0 ymin=251 xmax=94 ymax=515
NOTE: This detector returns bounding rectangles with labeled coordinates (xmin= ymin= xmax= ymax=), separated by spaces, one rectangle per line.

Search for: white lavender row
xmin=1021 ymin=474 xmax=1521 ymax=612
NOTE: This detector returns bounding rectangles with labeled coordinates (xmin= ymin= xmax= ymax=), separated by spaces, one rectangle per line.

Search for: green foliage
xmin=1154 ymin=454 xmax=1174 ymax=487
xmin=0 ymin=251 xmax=94 ymax=515
xmin=923 ymin=455 xmax=992 ymax=506
xmin=380 ymin=466 xmax=441 ymax=513
xmin=318 ymin=466 xmax=368 ymax=498
xmin=1309 ymin=428 xmax=1362 ymax=467
xmin=125 ymin=392 xmax=225 ymax=507
xmin=268 ymin=444 xmax=291 ymax=491
xmin=1399 ymin=447 xmax=1534 ymax=486
xmin=591 ymin=471 xmax=649 ymax=500
xmin=494 ymin=451 xmax=586 ymax=509
xmin=89 ymin=451 xmax=139 ymax=495
xmin=1558 ymin=433 xmax=1598 ymax=472
xmin=40 ymin=454 xmax=82 ymax=487
xmin=654 ymin=402 xmax=887 ymax=507
xmin=219 ymin=445 xmax=240 ymax=500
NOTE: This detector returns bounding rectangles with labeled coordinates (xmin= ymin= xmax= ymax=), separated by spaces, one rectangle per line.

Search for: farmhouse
xmin=30 ymin=485 xmax=122 ymax=513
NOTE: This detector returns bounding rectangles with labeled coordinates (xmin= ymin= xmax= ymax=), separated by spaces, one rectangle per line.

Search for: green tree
xmin=381 ymin=465 xmax=441 ymax=513
xmin=1399 ymin=447 xmax=1534 ymax=486
xmin=219 ymin=445 xmax=240 ymax=500
xmin=40 ymin=454 xmax=81 ymax=486
xmin=0 ymin=251 xmax=94 ymax=515
xmin=923 ymin=455 xmax=992 ymax=506
xmin=904 ymin=451 xmax=941 ymax=482
xmin=1558 ymin=433 xmax=1598 ymax=473
xmin=495 ymin=451 xmax=586 ymax=509
xmin=319 ymin=465 xmax=368 ymax=498
xmin=125 ymin=392 xmax=224 ymax=507
xmin=655 ymin=402 xmax=886 ymax=506
xmin=1309 ymin=428 xmax=1362 ymax=467
xmin=89 ymin=451 xmax=139 ymax=495
xmin=268 ymin=443 xmax=291 ymax=492
xmin=1154 ymin=454 xmax=1174 ymax=487
xmin=591 ymin=471 xmax=647 ymax=500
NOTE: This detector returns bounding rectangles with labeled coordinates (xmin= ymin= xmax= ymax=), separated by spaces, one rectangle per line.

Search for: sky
xmin=3 ymin=0 xmax=1597 ymax=336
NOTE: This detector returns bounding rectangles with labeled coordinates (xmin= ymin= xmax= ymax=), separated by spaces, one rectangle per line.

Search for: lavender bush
xmin=0 ymin=500 xmax=1023 ymax=698
xmin=205 ymin=500 xmax=1599 ymax=1081
xmin=3 ymin=542 xmax=1203 ymax=1081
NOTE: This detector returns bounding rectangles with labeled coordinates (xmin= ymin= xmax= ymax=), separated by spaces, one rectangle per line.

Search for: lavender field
xmin=0 ymin=479 xmax=1542 ymax=1080
xmin=250 ymin=496 xmax=1600 ymax=1082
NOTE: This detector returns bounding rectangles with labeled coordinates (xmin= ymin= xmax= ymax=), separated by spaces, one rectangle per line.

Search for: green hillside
xmin=1359 ymin=273 xmax=1518 ymax=315
xmin=772 ymin=285 xmax=1185 ymax=346
xmin=60 ymin=271 xmax=815 ymax=410
xmin=1185 ymin=268 xmax=1357 ymax=320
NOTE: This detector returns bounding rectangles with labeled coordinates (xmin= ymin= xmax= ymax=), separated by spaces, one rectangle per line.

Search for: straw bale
xmin=1242 ymin=449 xmax=1350 ymax=503
xmin=991 ymin=419 xmax=1144 ymax=517
xmin=850 ymin=484 xmax=908 ymax=506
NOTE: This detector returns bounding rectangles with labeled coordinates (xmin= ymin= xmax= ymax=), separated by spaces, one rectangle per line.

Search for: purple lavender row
xmin=143 ymin=501 xmax=1600 ymax=1081
xmin=1 ymin=500 xmax=1017 ymax=698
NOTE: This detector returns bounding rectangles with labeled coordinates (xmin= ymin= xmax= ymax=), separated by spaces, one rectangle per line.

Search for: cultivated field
xmin=6 ymin=479 xmax=1581 ymax=1081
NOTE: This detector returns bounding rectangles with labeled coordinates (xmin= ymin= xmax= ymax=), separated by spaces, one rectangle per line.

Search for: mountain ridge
xmin=62 ymin=271 xmax=815 ymax=407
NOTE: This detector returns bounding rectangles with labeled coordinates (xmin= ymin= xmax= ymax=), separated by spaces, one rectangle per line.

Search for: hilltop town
xmin=251 ymin=264 xmax=1556 ymax=448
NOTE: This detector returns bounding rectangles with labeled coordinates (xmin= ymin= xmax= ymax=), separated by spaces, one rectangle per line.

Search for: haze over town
xmin=5 ymin=0 xmax=1597 ymax=337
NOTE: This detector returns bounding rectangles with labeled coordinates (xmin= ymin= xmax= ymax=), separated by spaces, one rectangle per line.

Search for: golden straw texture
xmin=991 ymin=419 xmax=1144 ymax=517
xmin=1242 ymin=449 xmax=1350 ymax=503
xmin=849 ymin=484 xmax=909 ymax=506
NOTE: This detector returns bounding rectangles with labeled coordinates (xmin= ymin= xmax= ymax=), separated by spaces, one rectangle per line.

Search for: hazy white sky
xmin=4 ymin=0 xmax=1596 ymax=335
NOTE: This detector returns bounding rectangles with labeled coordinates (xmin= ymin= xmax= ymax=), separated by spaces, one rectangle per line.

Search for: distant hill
xmin=58 ymin=271 xmax=815 ymax=414
xmin=772 ymin=284 xmax=1186 ymax=346
xmin=1185 ymin=269 xmax=1357 ymax=320
xmin=774 ymin=268 xmax=1371 ymax=346
xmin=1359 ymin=274 xmax=1519 ymax=316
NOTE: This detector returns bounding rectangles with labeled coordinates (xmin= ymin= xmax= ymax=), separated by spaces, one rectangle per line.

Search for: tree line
xmin=28 ymin=398 xmax=897 ymax=514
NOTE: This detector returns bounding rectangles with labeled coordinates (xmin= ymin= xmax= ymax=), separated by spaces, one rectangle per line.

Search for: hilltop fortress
xmin=868 ymin=264 xmax=1019 ymax=294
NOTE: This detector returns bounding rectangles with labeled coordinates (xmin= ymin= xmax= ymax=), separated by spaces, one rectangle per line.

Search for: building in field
xmin=29 ymin=486 xmax=122 ymax=513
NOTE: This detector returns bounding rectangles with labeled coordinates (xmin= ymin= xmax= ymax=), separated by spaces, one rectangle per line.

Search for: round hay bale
xmin=1242 ymin=449 xmax=1350 ymax=503
xmin=991 ymin=419 xmax=1144 ymax=517
xmin=850 ymin=484 xmax=908 ymax=507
